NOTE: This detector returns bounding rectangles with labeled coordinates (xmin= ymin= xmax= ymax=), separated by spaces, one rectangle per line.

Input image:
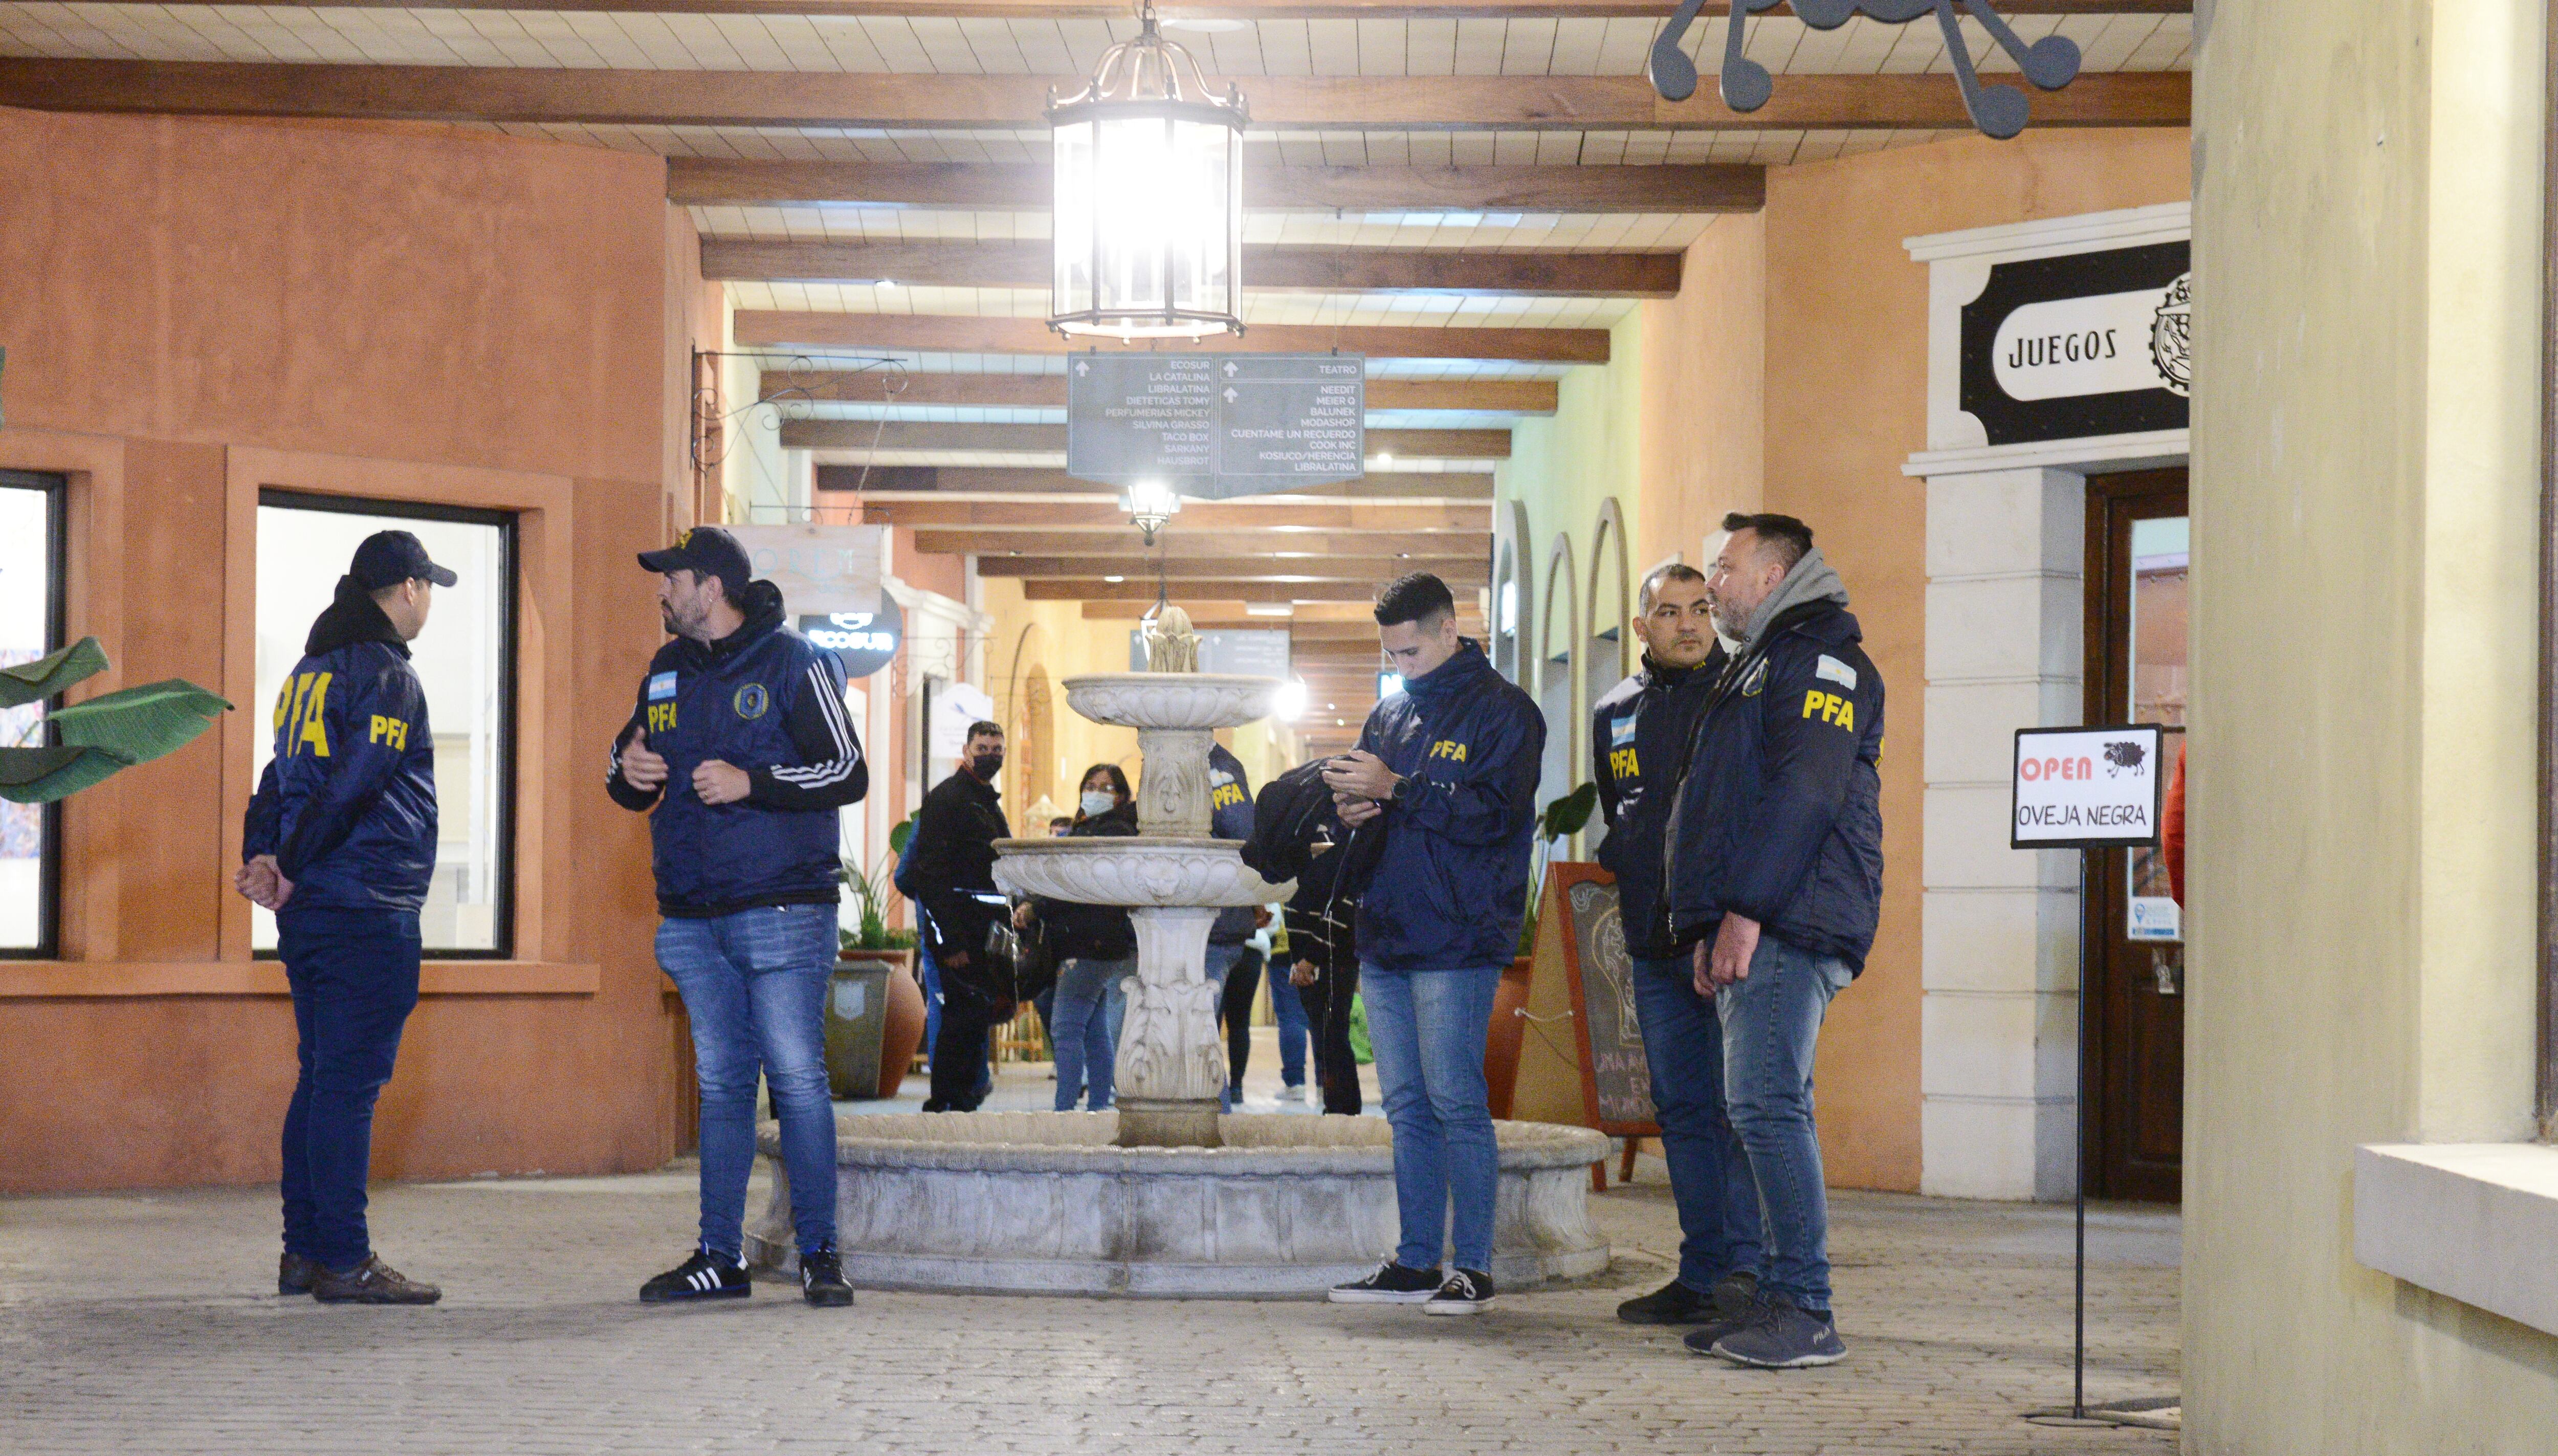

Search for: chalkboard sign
xmin=1548 ymin=862 xmax=1660 ymax=1138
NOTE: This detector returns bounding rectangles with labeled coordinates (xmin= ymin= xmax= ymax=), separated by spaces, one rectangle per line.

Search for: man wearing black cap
xmin=608 ymin=526 xmax=868 ymax=1309
xmin=237 ymin=530 xmax=455 ymax=1306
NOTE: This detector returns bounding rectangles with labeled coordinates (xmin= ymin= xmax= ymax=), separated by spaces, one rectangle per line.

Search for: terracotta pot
xmin=874 ymin=960 xmax=928 ymax=1099
xmin=1484 ymin=955 xmax=1535 ymax=1120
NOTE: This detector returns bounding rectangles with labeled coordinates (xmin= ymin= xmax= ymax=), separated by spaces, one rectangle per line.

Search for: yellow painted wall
xmin=2183 ymin=0 xmax=2558 ymax=1447
xmin=979 ymin=577 xmax=1142 ymax=823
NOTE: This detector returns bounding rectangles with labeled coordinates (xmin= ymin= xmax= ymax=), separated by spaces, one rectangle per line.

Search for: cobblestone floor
xmin=0 ymin=1065 xmax=2179 ymax=1455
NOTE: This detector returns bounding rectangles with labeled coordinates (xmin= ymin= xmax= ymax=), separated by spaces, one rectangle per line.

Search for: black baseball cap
xmin=350 ymin=530 xmax=458 ymax=590
xmin=637 ymin=525 xmax=754 ymax=599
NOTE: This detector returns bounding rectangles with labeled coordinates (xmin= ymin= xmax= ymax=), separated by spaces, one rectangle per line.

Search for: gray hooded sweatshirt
xmin=1732 ymin=546 xmax=1851 ymax=658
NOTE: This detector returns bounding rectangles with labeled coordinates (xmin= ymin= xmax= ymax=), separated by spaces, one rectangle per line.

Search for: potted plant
xmin=1489 ymin=782 xmax=1599 ymax=1118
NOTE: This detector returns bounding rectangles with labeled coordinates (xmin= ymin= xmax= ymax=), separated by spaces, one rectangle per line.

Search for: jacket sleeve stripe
xmin=769 ymin=661 xmax=863 ymax=788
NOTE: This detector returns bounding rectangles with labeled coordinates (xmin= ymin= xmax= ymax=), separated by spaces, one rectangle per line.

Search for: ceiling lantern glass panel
xmin=1048 ymin=6 xmax=1245 ymax=342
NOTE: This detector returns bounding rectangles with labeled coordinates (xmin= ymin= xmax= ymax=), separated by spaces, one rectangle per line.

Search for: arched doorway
xmin=1537 ymin=532 xmax=1580 ymax=845
xmin=1491 ymin=498 xmax=1532 ymax=685
xmin=1583 ymin=499 xmax=1631 ymax=856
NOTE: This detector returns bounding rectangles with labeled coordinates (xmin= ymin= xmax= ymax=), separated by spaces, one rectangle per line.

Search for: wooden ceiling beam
xmin=707 ymin=239 xmax=1680 ymax=299
xmin=824 ymin=466 xmax=1492 ymax=499
xmin=1025 ymin=579 xmax=1392 ymax=603
xmin=930 ymin=529 xmax=1475 ymax=557
xmin=783 ymin=421 xmax=1509 ymax=458
xmin=979 ymin=555 xmax=1486 ymax=583
xmin=0 ymin=61 xmax=2190 ymax=134
xmin=142 ymin=2 xmax=2187 ymax=19
xmin=766 ymin=370 xmax=1558 ymax=415
xmin=867 ymin=499 xmax=1486 ymax=529
xmin=678 ymin=160 xmax=1761 ymax=214
xmin=739 ymin=313 xmax=1609 ymax=363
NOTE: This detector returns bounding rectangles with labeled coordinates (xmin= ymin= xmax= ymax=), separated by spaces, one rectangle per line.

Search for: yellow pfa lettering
xmin=1210 ymin=783 xmax=1247 ymax=811
xmin=1608 ymin=746 xmax=1640 ymax=780
xmin=646 ymin=702 xmax=679 ymax=734
xmin=1800 ymin=690 xmax=1854 ymax=732
xmin=1427 ymin=739 xmax=1468 ymax=763
xmin=278 ymin=672 xmax=333 ymax=758
xmin=368 ymin=715 xmax=409 ymax=751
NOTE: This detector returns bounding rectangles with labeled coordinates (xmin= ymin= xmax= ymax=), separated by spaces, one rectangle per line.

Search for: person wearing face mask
xmin=1017 ymin=764 xmax=1139 ymax=1111
xmin=1591 ymin=562 xmax=1763 ymax=1335
xmin=1664 ymin=513 xmax=1883 ymax=1370
xmin=908 ymin=721 xmax=1015 ymax=1112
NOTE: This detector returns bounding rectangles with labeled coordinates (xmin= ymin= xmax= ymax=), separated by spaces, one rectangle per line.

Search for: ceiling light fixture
xmin=1120 ymin=477 xmax=1182 ymax=545
xmin=1048 ymin=1 xmax=1247 ymax=341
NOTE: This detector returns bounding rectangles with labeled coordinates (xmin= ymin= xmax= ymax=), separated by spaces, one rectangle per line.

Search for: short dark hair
xmin=1721 ymin=512 xmax=1815 ymax=572
xmin=966 ymin=720 xmax=1004 ymax=742
xmin=1637 ymin=562 xmax=1708 ymax=611
xmin=1373 ymin=571 xmax=1457 ymax=629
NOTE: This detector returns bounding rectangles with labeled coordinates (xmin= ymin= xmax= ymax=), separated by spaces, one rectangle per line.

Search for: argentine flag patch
xmin=1815 ymin=655 xmax=1858 ymax=691
xmin=1610 ymin=715 xmax=1638 ymax=747
xmin=648 ymin=671 xmax=679 ymax=701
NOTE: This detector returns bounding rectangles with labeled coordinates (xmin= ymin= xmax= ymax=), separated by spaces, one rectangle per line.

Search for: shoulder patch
xmin=1609 ymin=715 xmax=1638 ymax=747
xmin=733 ymin=682 xmax=769 ymax=719
xmin=1815 ymin=655 xmax=1859 ymax=691
xmin=1739 ymin=657 xmax=1769 ymax=698
xmin=647 ymin=671 xmax=678 ymax=701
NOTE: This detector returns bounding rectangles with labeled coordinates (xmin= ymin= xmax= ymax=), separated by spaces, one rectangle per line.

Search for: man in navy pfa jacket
xmin=1321 ymin=573 xmax=1543 ymax=1317
xmin=1667 ymin=514 xmax=1884 ymax=1370
xmin=608 ymin=526 xmax=867 ymax=1309
xmin=1590 ymin=562 xmax=1765 ymax=1334
xmin=238 ymin=530 xmax=455 ymax=1306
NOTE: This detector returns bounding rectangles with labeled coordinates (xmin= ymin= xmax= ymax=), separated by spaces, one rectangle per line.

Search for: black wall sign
xmin=1959 ymin=239 xmax=2190 ymax=447
xmin=798 ymin=591 xmax=902 ymax=680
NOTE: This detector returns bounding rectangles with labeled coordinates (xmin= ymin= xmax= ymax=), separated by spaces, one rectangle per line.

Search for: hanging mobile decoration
xmin=1649 ymin=0 xmax=2082 ymax=142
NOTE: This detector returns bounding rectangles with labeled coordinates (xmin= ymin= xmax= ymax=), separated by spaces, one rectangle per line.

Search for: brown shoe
xmin=311 ymin=1254 xmax=442 ymax=1305
xmin=278 ymin=1251 xmax=322 ymax=1296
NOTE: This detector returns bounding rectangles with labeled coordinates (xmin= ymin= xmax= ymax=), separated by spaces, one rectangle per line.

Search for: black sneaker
xmin=1328 ymin=1261 xmax=1443 ymax=1304
xmin=640 ymin=1248 xmax=752 ymax=1304
xmin=1708 ymin=1299 xmax=1846 ymax=1368
xmin=310 ymin=1254 xmax=442 ymax=1305
xmin=1617 ymin=1278 xmax=1714 ymax=1325
xmin=800 ymin=1248 xmax=855 ymax=1308
xmin=278 ymin=1251 xmax=321 ymax=1297
xmin=1424 ymin=1268 xmax=1496 ymax=1316
xmin=1682 ymin=1292 xmax=1769 ymax=1355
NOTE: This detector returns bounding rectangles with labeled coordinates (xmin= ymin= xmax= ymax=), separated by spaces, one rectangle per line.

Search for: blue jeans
xmin=1631 ymin=954 xmax=1764 ymax=1291
xmin=278 ymin=907 xmax=422 ymax=1271
xmin=658 ymin=905 xmax=840 ymax=1259
xmin=1362 ymin=962 xmax=1502 ymax=1274
xmin=1718 ymin=934 xmax=1855 ymax=1313
xmin=1266 ymin=959 xmax=1309 ymax=1087
xmin=918 ymin=937 xmax=943 ymax=1063
xmin=1206 ymin=941 xmax=1246 ymax=1110
xmin=1051 ymin=955 xmax=1131 ymax=1111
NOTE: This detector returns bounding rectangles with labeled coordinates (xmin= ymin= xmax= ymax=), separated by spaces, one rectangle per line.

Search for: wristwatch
xmin=1387 ymin=774 xmax=1410 ymax=803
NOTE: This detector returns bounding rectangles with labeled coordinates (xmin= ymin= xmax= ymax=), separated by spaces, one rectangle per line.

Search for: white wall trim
xmin=1904 ymin=430 xmax=2192 ymax=480
xmin=2355 ymin=1143 xmax=2558 ymax=1338
xmin=1904 ymin=202 xmax=2194 ymax=266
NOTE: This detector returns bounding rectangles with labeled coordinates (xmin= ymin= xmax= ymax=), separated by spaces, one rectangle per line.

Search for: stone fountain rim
xmin=762 ymin=1115 xmax=1609 ymax=1175
xmin=1058 ymin=672 xmax=1286 ymax=689
xmin=991 ymin=835 xmax=1249 ymax=852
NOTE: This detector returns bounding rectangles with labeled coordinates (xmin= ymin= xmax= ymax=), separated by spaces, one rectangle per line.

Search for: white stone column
xmin=1920 ymin=466 xmax=2084 ymax=1201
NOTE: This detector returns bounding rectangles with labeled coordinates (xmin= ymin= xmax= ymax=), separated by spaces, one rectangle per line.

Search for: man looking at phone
xmin=1321 ymin=572 xmax=1543 ymax=1317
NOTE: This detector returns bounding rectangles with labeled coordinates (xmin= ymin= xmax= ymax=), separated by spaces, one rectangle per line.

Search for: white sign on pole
xmin=2009 ymin=724 xmax=2165 ymax=850
xmin=722 ymin=524 xmax=885 ymax=616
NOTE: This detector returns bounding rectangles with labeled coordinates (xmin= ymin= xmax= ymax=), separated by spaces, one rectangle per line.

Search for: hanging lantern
xmin=1048 ymin=3 xmax=1247 ymax=341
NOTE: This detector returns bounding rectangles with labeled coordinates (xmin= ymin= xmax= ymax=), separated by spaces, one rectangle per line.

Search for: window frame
xmin=0 ymin=469 xmax=66 ymax=960
xmin=255 ymin=488 xmax=520 ymax=960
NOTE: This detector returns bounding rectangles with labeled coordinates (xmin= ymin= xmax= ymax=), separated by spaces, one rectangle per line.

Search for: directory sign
xmin=2010 ymin=724 xmax=2165 ymax=850
xmin=1067 ymin=354 xmax=1364 ymax=498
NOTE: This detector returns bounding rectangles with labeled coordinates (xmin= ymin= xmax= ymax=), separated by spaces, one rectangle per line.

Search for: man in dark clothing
xmin=238 ymin=530 xmax=455 ymax=1306
xmin=1321 ymin=573 xmax=1543 ymax=1317
xmin=908 ymin=720 xmax=1012 ymax=1112
xmin=1592 ymin=561 xmax=1765 ymax=1334
xmin=1667 ymin=514 xmax=1884 ymax=1370
xmin=608 ymin=525 xmax=867 ymax=1309
xmin=1203 ymin=741 xmax=1260 ymax=1109
xmin=1283 ymin=833 xmax=1363 ymax=1116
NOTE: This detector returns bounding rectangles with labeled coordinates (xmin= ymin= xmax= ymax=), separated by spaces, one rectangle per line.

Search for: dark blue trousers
xmin=278 ymin=907 xmax=422 ymax=1272
xmin=1631 ymin=953 xmax=1766 ymax=1292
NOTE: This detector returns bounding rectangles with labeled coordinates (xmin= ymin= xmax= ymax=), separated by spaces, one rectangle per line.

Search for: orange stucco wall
xmin=0 ymin=106 xmax=695 ymax=1192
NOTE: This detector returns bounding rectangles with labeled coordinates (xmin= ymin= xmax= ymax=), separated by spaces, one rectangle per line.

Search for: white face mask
xmin=1080 ymin=790 xmax=1117 ymax=818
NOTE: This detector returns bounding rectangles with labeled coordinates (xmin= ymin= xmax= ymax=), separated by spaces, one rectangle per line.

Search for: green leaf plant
xmin=1517 ymin=781 xmax=1601 ymax=958
xmin=0 ymin=637 xmax=231 ymax=804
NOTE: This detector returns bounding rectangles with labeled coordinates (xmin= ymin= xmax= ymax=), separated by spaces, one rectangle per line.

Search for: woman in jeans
xmin=1025 ymin=764 xmax=1138 ymax=1111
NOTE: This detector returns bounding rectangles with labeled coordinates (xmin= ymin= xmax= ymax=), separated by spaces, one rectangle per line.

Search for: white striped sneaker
xmin=640 ymin=1247 xmax=752 ymax=1304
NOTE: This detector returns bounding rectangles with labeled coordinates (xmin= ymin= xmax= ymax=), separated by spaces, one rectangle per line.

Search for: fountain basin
xmin=744 ymin=1112 xmax=1612 ymax=1297
xmin=1060 ymin=673 xmax=1281 ymax=731
xmin=990 ymin=835 xmax=1291 ymax=907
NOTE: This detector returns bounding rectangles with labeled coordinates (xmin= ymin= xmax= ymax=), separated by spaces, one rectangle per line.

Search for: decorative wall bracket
xmin=1650 ymin=0 xmax=2082 ymax=142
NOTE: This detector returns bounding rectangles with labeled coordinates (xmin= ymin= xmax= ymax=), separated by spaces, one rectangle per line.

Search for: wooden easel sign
xmin=1544 ymin=862 xmax=1661 ymax=1187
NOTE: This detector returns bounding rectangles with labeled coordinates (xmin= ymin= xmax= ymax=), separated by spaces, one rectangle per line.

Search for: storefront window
xmin=0 ymin=471 xmax=63 ymax=956
xmin=252 ymin=494 xmax=514 ymax=956
xmin=2124 ymin=515 xmax=2189 ymax=942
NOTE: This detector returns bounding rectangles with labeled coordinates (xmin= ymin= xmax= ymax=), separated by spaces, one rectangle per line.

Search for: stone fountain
xmin=744 ymin=609 xmax=1608 ymax=1295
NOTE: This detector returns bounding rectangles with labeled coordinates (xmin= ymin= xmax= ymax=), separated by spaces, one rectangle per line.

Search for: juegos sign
xmin=2009 ymin=724 xmax=2164 ymax=850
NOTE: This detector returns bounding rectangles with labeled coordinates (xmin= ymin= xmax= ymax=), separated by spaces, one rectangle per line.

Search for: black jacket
xmin=1033 ymin=804 xmax=1138 ymax=962
xmin=1353 ymin=641 xmax=1546 ymax=972
xmin=1246 ymin=758 xmax=1380 ymax=977
xmin=1665 ymin=600 xmax=1885 ymax=973
xmin=242 ymin=579 xmax=438 ymax=914
xmin=1590 ymin=649 xmax=1723 ymax=960
xmin=607 ymin=581 xmax=868 ymax=917
xmin=908 ymin=764 xmax=1012 ymax=995
xmin=1207 ymin=743 xmax=1258 ymax=945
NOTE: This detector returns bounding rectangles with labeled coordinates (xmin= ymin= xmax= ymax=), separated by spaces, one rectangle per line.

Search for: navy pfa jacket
xmin=1665 ymin=600 xmax=1885 ymax=973
xmin=1352 ymin=641 xmax=1546 ymax=973
xmin=1589 ymin=648 xmax=1723 ymax=961
xmin=1207 ymin=742 xmax=1257 ymax=945
xmin=607 ymin=581 xmax=868 ymax=917
xmin=242 ymin=579 xmax=439 ymax=914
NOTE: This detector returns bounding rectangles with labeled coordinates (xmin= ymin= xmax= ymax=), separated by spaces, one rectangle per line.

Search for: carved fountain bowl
xmin=1060 ymin=673 xmax=1283 ymax=731
xmin=745 ymin=1112 xmax=1612 ymax=1298
xmin=991 ymin=836 xmax=1292 ymax=908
